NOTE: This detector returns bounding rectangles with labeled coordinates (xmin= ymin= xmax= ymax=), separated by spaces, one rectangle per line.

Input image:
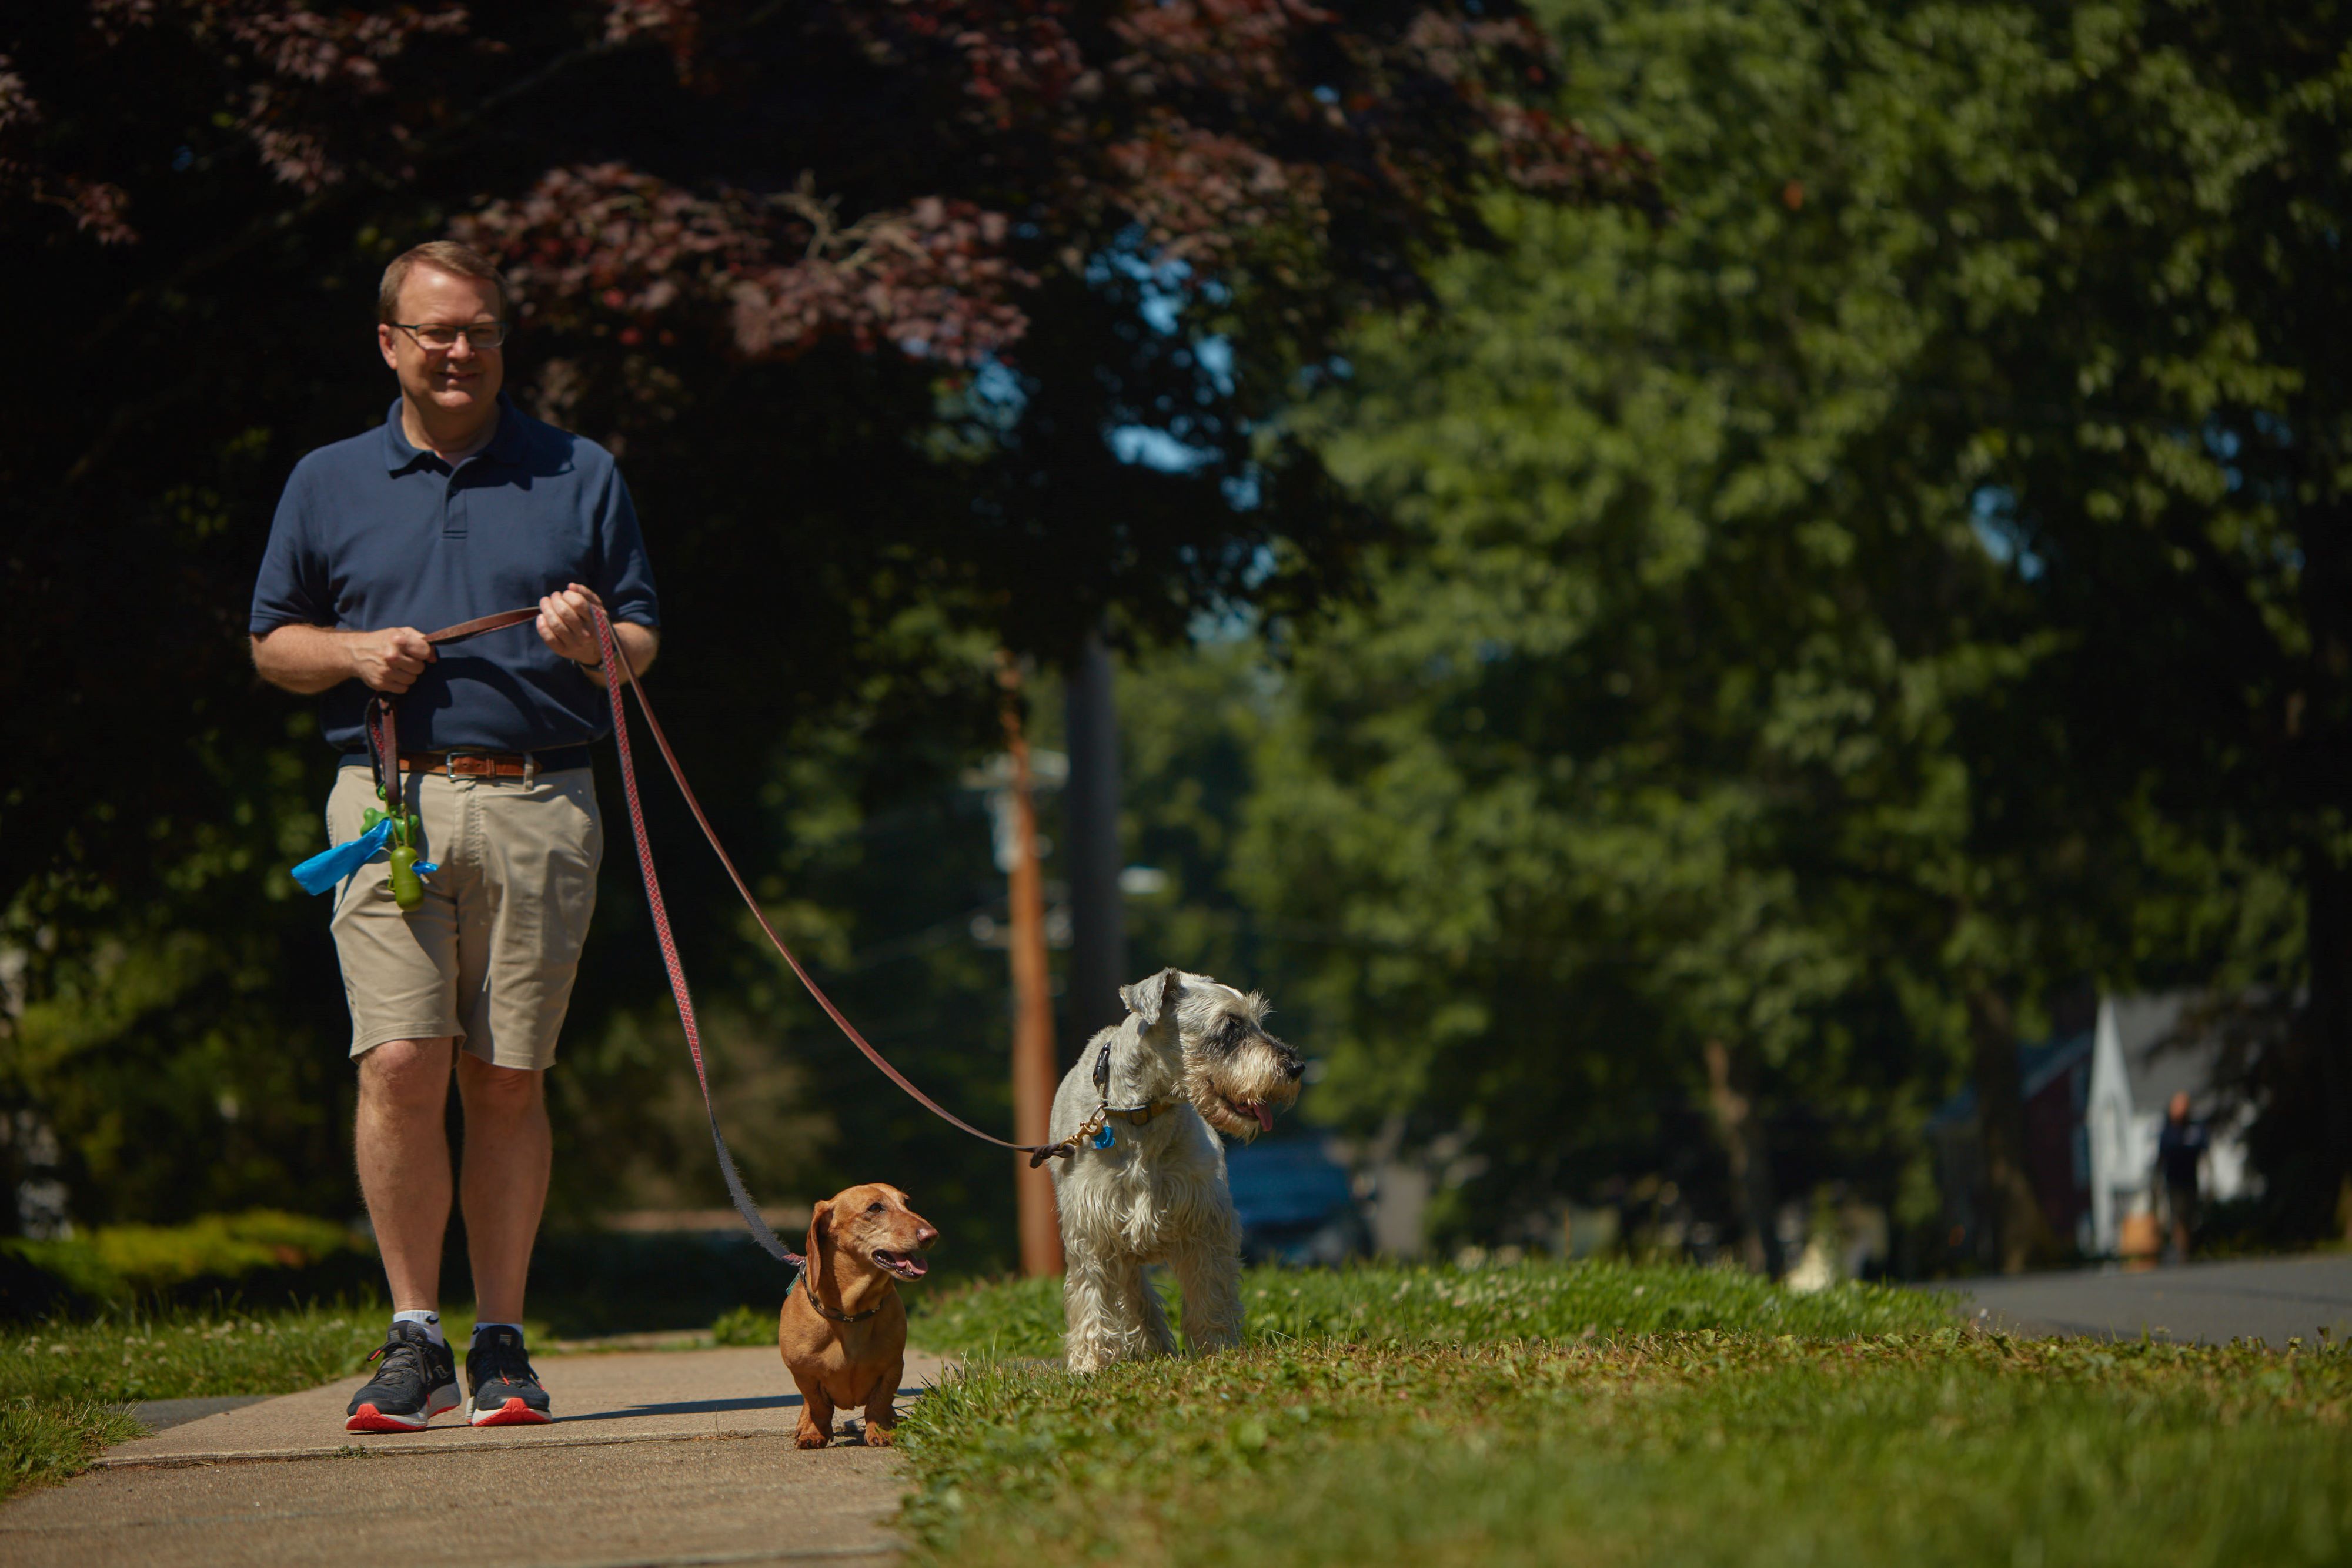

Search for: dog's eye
xmin=866 ymin=1201 xmax=885 ymax=1215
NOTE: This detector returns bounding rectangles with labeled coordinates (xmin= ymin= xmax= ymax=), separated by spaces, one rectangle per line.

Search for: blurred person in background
xmin=2155 ymin=1091 xmax=2209 ymax=1265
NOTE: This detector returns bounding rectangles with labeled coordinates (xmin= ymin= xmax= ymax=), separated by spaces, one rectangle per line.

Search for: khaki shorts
xmin=325 ymin=764 xmax=602 ymax=1070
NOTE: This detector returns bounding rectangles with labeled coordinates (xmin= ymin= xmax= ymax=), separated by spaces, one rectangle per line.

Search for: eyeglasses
xmin=389 ymin=321 xmax=509 ymax=352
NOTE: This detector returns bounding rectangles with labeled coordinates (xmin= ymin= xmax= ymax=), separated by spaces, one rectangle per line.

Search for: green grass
xmin=0 ymin=1302 xmax=542 ymax=1500
xmin=899 ymin=1264 xmax=2352 ymax=1568
xmin=907 ymin=1258 xmax=1957 ymax=1359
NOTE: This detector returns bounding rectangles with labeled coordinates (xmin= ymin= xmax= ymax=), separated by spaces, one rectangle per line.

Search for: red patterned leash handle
xmin=589 ymin=608 xmax=1061 ymax=1265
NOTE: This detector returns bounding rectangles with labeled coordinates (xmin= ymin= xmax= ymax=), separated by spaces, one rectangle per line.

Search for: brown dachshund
xmin=779 ymin=1183 xmax=938 ymax=1448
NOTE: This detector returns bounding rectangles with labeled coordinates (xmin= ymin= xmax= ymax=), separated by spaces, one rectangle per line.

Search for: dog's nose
xmin=916 ymin=1225 xmax=940 ymax=1248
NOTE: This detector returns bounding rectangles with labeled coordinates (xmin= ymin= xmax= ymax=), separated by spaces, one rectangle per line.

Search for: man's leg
xmin=355 ymin=1037 xmax=457 ymax=1309
xmin=346 ymin=1036 xmax=464 ymax=1433
xmin=455 ymin=1054 xmax=551 ymax=1325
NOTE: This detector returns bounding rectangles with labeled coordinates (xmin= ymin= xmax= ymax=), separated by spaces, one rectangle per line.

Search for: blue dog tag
xmin=1093 ymin=1125 xmax=1115 ymax=1151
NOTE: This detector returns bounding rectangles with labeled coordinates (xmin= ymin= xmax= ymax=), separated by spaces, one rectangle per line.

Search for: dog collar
xmin=789 ymin=1270 xmax=884 ymax=1323
xmin=1103 ymin=1099 xmax=1178 ymax=1126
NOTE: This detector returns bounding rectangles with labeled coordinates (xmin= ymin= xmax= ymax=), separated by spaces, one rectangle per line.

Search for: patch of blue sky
xmin=1970 ymin=485 xmax=2043 ymax=580
xmin=1195 ymin=335 xmax=1236 ymax=396
xmin=1106 ymin=424 xmax=1264 ymax=512
xmin=1088 ymin=230 xmax=1194 ymax=328
xmin=971 ymin=355 xmax=1026 ymax=412
xmin=1111 ymin=424 xmax=1218 ymax=472
xmin=1184 ymin=544 xmax=1279 ymax=645
xmin=1086 ymin=228 xmax=1262 ymax=500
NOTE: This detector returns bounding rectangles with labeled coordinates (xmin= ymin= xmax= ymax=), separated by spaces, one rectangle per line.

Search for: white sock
xmin=391 ymin=1309 xmax=445 ymax=1346
xmin=472 ymin=1320 xmax=524 ymax=1344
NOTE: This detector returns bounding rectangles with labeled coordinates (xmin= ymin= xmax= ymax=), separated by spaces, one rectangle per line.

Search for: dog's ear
xmin=804 ymin=1199 xmax=832 ymax=1265
xmin=1120 ymin=968 xmax=1180 ymax=1028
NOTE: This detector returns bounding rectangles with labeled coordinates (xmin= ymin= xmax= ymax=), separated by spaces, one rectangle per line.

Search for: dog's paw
xmin=794 ymin=1428 xmax=831 ymax=1450
xmin=863 ymin=1422 xmax=896 ymax=1447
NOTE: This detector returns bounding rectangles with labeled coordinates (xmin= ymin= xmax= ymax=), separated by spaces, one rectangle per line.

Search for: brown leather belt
xmin=400 ymin=751 xmax=536 ymax=778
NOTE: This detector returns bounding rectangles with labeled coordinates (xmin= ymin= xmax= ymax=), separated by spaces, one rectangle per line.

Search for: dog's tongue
xmin=1251 ymin=1101 xmax=1274 ymax=1132
xmin=901 ymin=1254 xmax=929 ymax=1278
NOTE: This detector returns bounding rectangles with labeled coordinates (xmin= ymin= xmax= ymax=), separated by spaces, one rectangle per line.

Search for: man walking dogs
xmin=250 ymin=242 xmax=660 ymax=1432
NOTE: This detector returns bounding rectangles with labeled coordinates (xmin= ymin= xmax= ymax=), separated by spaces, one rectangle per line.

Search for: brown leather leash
xmin=360 ymin=607 xmax=542 ymax=804
xmin=361 ymin=600 xmax=1076 ymax=1272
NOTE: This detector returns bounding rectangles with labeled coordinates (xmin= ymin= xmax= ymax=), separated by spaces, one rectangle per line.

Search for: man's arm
xmin=251 ymin=624 xmax=437 ymax=696
xmin=534 ymin=582 xmax=659 ymax=690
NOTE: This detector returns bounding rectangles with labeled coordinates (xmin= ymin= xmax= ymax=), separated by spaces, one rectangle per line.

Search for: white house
xmin=2083 ymin=994 xmax=2259 ymax=1256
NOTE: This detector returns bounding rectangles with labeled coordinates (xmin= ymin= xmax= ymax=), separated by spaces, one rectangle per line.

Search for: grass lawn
xmin=901 ymin=1262 xmax=2352 ymax=1568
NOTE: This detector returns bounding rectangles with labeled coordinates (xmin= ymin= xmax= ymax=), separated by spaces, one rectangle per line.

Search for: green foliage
xmin=1135 ymin=0 xmax=2063 ymax=1239
xmin=1107 ymin=0 xmax=2339 ymax=1252
xmin=908 ymin=1262 xmax=1952 ymax=1362
xmin=710 ymin=1305 xmax=774 ymax=1348
xmin=901 ymin=1331 xmax=2352 ymax=1568
xmin=1 ymin=1210 xmax=377 ymax=1319
xmin=72 ymin=1211 xmax=361 ymax=1296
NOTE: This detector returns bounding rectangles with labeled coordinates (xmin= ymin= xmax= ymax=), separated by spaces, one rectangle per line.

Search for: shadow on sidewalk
xmin=557 ymin=1385 xmax=926 ymax=1423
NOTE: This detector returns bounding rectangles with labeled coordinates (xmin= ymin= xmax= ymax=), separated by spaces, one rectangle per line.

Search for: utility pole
xmin=1063 ymin=630 xmax=1128 ymax=1038
xmin=997 ymin=653 xmax=1064 ymax=1277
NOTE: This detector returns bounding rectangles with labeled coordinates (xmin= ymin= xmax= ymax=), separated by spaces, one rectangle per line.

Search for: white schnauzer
xmin=1046 ymin=968 xmax=1302 ymax=1372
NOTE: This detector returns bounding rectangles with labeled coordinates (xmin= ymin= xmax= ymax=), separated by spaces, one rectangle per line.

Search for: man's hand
xmin=350 ymin=628 xmax=437 ymax=694
xmin=252 ymin=623 xmax=436 ymax=697
xmin=536 ymin=582 xmax=604 ymax=666
xmin=534 ymin=583 xmax=659 ymax=689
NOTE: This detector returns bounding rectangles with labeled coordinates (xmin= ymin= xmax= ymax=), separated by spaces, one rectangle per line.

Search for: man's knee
xmin=456 ymin=1055 xmax=544 ymax=1119
xmin=358 ymin=1038 xmax=454 ymax=1112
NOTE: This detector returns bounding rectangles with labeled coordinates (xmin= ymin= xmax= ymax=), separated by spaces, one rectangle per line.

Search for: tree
xmin=1921 ymin=0 xmax=2352 ymax=1238
xmin=1137 ymin=0 xmax=2294 ymax=1269
xmin=0 ymin=2 xmax=1649 ymax=1248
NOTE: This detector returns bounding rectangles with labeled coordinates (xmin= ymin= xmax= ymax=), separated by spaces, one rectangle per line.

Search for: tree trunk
xmin=997 ymin=656 xmax=1064 ymax=1278
xmin=1967 ymin=986 xmax=2059 ymax=1273
xmin=1702 ymin=1039 xmax=1782 ymax=1276
xmin=1063 ymin=631 xmax=1128 ymax=1041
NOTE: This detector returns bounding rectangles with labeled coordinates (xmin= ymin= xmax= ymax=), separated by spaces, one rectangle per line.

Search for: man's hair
xmin=379 ymin=241 xmax=510 ymax=324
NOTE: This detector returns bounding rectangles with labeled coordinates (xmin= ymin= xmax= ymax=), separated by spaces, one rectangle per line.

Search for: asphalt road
xmin=1946 ymin=1251 xmax=2352 ymax=1345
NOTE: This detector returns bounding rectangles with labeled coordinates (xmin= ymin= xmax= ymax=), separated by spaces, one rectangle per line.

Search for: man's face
xmin=2169 ymin=1091 xmax=2191 ymax=1122
xmin=377 ymin=265 xmax=503 ymax=420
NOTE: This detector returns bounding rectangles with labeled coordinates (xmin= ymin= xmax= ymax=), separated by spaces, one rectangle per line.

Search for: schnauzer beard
xmin=1184 ymin=1040 xmax=1300 ymax=1141
xmin=1174 ymin=988 xmax=1301 ymax=1142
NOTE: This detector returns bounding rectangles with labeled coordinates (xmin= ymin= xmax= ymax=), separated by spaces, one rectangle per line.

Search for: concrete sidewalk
xmin=1 ymin=1343 xmax=949 ymax=1568
xmin=1947 ymin=1251 xmax=2352 ymax=1345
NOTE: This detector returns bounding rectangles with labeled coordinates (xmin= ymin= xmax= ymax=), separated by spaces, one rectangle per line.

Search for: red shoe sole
xmin=469 ymin=1396 xmax=552 ymax=1427
xmin=346 ymin=1403 xmax=432 ymax=1433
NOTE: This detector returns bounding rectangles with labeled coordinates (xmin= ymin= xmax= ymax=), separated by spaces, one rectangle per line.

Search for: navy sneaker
xmin=346 ymin=1322 xmax=459 ymax=1433
xmin=465 ymin=1326 xmax=553 ymax=1426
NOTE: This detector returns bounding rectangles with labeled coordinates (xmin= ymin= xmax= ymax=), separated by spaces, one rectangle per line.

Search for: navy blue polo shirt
xmin=250 ymin=397 xmax=660 ymax=759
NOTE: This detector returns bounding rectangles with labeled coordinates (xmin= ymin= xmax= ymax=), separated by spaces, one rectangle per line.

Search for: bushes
xmin=0 ymin=1211 xmax=377 ymax=1321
